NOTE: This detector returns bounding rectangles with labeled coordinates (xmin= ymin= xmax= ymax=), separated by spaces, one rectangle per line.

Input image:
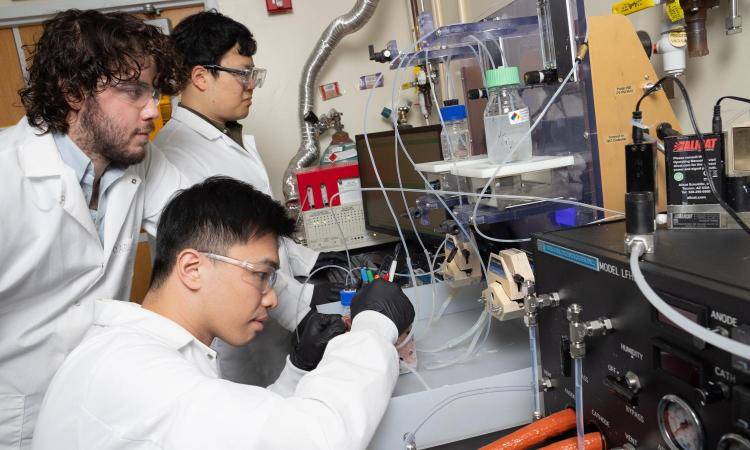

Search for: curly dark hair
xmin=19 ymin=9 xmax=187 ymax=134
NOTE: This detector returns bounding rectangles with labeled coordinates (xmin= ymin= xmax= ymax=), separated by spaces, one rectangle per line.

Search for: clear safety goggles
xmin=111 ymin=81 xmax=161 ymax=108
xmin=203 ymin=64 xmax=267 ymax=89
xmin=201 ymin=252 xmax=277 ymax=294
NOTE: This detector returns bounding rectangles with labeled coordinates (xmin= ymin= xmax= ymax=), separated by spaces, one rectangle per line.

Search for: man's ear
xmin=190 ymin=66 xmax=211 ymax=92
xmin=175 ymin=249 xmax=203 ymax=291
xmin=62 ymin=87 xmax=84 ymax=113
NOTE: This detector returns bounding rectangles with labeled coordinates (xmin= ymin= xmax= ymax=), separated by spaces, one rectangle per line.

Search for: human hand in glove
xmin=351 ymin=279 xmax=415 ymax=335
xmin=290 ymin=311 xmax=348 ymax=371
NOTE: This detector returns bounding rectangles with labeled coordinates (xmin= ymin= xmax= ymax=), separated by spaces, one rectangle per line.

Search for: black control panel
xmin=533 ymin=221 xmax=750 ymax=449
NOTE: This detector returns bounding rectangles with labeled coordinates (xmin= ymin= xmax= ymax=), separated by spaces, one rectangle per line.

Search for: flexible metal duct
xmin=282 ymin=0 xmax=380 ymax=210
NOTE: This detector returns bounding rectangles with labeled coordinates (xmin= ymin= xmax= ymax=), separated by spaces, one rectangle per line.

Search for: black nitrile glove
xmin=350 ymin=279 xmax=415 ymax=335
xmin=290 ymin=311 xmax=347 ymax=371
xmin=312 ymin=251 xmax=350 ymax=273
xmin=311 ymin=280 xmax=344 ymax=307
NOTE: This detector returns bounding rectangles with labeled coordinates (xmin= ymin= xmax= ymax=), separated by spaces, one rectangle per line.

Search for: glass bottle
xmin=439 ymin=103 xmax=471 ymax=160
xmin=483 ymin=66 xmax=533 ymax=164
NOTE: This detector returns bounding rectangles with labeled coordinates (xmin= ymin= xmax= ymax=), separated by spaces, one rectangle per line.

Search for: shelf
xmin=451 ymin=155 xmax=575 ymax=178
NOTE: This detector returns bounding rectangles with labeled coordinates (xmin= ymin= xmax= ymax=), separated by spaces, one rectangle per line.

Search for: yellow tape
xmin=665 ymin=0 xmax=684 ymax=22
xmin=612 ymin=0 xmax=658 ymax=15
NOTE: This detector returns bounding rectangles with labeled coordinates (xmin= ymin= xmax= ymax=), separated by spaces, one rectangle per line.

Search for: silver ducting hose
xmin=282 ymin=0 xmax=380 ymax=211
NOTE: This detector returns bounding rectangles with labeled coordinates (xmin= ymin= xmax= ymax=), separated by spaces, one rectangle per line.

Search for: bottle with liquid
xmin=483 ymin=66 xmax=532 ymax=164
xmin=340 ymin=289 xmax=356 ymax=329
xmin=439 ymin=103 xmax=471 ymax=160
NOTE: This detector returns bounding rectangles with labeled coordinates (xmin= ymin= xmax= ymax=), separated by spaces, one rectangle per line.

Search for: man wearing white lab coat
xmin=32 ymin=177 xmax=415 ymax=450
xmin=0 ymin=11 xmax=185 ymax=449
xmin=153 ymin=11 xmax=327 ymax=385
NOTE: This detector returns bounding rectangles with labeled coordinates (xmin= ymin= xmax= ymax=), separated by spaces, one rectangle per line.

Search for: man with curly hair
xmin=0 ymin=10 xmax=185 ymax=448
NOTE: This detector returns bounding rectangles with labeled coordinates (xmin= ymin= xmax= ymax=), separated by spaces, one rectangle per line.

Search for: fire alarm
xmin=266 ymin=0 xmax=292 ymax=14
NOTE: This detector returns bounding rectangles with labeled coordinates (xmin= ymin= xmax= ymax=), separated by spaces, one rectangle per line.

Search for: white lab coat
xmin=0 ymin=118 xmax=183 ymax=450
xmin=154 ymin=107 xmax=319 ymax=385
xmin=32 ymin=299 xmax=399 ymax=450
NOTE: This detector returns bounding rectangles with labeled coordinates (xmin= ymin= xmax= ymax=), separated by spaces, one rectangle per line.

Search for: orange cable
xmin=478 ymin=409 xmax=577 ymax=450
xmin=538 ymin=432 xmax=604 ymax=450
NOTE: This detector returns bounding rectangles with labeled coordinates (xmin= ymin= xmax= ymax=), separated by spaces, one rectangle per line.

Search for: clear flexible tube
xmin=574 ymin=357 xmax=585 ymax=450
xmin=403 ymin=363 xmax=431 ymax=391
xmin=418 ymin=308 xmax=488 ymax=354
xmin=630 ymin=241 xmax=750 ymax=359
xmin=387 ymin=41 xmax=490 ymax=282
xmin=337 ymin=187 xmax=624 ymax=217
xmin=468 ymin=35 xmax=497 ymax=69
xmin=403 ymin=385 xmax=532 ymax=446
xmin=294 ymin=264 xmax=353 ymax=341
xmin=529 ymin=323 xmax=542 ymax=419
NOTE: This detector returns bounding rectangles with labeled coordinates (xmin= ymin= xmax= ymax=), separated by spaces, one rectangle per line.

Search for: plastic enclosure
xmin=389 ymin=0 xmax=599 ymax=242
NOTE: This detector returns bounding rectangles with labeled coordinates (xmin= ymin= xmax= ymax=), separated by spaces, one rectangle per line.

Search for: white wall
xmin=217 ymin=0 xmax=417 ymax=200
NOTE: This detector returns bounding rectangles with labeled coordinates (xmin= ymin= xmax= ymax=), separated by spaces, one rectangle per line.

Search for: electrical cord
xmin=636 ymin=76 xmax=750 ymax=234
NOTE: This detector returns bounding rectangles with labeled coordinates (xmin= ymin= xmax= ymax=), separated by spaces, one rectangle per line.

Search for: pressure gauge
xmin=718 ymin=433 xmax=750 ymax=450
xmin=657 ymin=394 xmax=704 ymax=450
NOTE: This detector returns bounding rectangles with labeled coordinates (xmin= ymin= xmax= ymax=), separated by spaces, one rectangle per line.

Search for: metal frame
xmin=0 ymin=0 xmax=217 ymax=28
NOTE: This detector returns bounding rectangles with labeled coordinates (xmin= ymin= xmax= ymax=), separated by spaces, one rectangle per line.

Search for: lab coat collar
xmin=93 ymin=299 xmax=216 ymax=358
xmin=18 ymin=120 xmax=65 ymax=178
xmin=171 ymin=105 xmax=226 ymax=142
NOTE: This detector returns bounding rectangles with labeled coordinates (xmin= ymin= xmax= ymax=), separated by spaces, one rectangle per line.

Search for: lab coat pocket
xmin=0 ymin=394 xmax=24 ymax=448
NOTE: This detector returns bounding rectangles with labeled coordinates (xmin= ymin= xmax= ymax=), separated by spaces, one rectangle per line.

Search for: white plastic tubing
xmin=630 ymin=241 xmax=750 ymax=359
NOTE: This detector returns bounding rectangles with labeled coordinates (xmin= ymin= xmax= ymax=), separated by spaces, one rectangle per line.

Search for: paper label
xmin=612 ymin=0 xmax=657 ymax=15
xmin=327 ymin=148 xmax=357 ymax=162
xmin=358 ymin=73 xmax=384 ymax=90
xmin=337 ymin=178 xmax=362 ymax=204
xmin=508 ymin=108 xmax=530 ymax=125
xmin=668 ymin=30 xmax=687 ymax=47
xmin=319 ymin=82 xmax=342 ymax=101
xmin=665 ymin=0 xmax=684 ymax=22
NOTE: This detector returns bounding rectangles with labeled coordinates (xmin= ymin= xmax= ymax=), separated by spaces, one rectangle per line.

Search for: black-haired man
xmin=32 ymin=177 xmax=415 ymax=450
xmin=153 ymin=10 xmax=326 ymax=385
xmin=0 ymin=10 xmax=185 ymax=448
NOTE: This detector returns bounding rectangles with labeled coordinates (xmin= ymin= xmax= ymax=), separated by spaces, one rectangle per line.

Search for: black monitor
xmin=355 ymin=125 xmax=446 ymax=243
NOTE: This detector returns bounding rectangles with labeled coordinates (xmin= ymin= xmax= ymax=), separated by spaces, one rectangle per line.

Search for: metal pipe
xmin=282 ymin=0 xmax=380 ymax=210
xmin=727 ymin=0 xmax=742 ymax=35
xmin=458 ymin=0 xmax=470 ymax=23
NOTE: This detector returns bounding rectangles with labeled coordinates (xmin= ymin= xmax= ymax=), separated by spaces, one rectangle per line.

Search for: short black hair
xmin=150 ymin=176 xmax=295 ymax=289
xmin=171 ymin=10 xmax=257 ymax=82
xmin=20 ymin=9 xmax=185 ymax=134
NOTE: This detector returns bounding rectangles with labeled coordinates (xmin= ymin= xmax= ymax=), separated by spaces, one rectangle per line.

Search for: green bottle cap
xmin=485 ymin=66 xmax=521 ymax=88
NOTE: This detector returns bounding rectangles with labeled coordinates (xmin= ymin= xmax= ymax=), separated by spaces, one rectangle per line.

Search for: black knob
xmin=696 ymin=381 xmax=729 ymax=406
xmin=467 ymin=88 xmax=487 ymax=100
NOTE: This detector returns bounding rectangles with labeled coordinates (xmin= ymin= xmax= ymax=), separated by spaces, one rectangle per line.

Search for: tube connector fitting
xmin=568 ymin=304 xmax=613 ymax=359
xmin=523 ymin=280 xmax=560 ymax=327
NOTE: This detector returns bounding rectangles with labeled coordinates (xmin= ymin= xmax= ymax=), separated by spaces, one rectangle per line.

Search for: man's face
xmin=205 ymin=234 xmax=279 ymax=346
xmin=206 ymin=44 xmax=255 ymax=123
xmin=75 ymin=60 xmax=160 ymax=166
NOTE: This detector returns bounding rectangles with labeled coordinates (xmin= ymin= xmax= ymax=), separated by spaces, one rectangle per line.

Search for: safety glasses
xmin=203 ymin=64 xmax=267 ymax=89
xmin=201 ymin=252 xmax=277 ymax=294
xmin=111 ymin=81 xmax=161 ymax=108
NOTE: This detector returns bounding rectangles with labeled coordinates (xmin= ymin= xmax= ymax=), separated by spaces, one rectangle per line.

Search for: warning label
xmin=665 ymin=133 xmax=724 ymax=205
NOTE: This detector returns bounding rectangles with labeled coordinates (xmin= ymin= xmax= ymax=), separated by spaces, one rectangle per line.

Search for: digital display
xmin=658 ymin=348 xmax=702 ymax=387
xmin=657 ymin=305 xmax=700 ymax=330
xmin=356 ymin=125 xmax=445 ymax=241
